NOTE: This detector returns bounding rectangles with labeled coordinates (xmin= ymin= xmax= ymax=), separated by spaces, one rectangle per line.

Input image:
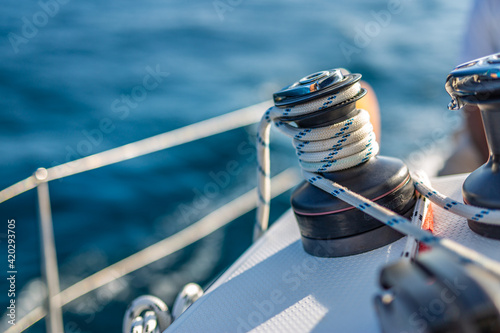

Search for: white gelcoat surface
xmin=168 ymin=173 xmax=500 ymax=332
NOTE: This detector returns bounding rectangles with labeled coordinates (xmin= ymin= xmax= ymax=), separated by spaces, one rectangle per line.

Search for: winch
xmin=259 ymin=68 xmax=417 ymax=257
xmin=445 ymin=52 xmax=500 ymax=239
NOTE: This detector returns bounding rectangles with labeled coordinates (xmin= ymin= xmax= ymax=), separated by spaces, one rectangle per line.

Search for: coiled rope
xmin=255 ymin=82 xmax=378 ymax=238
xmin=255 ymin=82 xmax=500 ymax=277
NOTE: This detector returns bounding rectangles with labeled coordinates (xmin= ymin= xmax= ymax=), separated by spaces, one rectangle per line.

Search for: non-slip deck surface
xmin=167 ymin=174 xmax=500 ymax=332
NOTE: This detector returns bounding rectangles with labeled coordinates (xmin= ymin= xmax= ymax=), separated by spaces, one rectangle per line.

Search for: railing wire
xmin=0 ymin=100 xmax=272 ymax=204
xmin=0 ymin=100 xmax=292 ymax=333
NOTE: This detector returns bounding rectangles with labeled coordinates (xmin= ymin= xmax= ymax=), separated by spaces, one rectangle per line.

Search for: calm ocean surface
xmin=1 ymin=0 xmax=470 ymax=331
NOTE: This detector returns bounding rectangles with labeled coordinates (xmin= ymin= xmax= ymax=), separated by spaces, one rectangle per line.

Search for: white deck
xmin=167 ymin=174 xmax=500 ymax=332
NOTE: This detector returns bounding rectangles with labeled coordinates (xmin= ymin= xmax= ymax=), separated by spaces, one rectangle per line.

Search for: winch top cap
xmin=446 ymin=52 xmax=500 ymax=110
xmin=273 ymin=68 xmax=362 ymax=107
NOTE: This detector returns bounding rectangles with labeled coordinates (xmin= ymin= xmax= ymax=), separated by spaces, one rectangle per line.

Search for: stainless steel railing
xmin=0 ymin=101 xmax=272 ymax=203
xmin=1 ymin=100 xmax=300 ymax=333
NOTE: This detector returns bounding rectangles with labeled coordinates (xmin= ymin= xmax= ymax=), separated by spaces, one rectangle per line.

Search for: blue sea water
xmin=1 ymin=0 xmax=470 ymax=331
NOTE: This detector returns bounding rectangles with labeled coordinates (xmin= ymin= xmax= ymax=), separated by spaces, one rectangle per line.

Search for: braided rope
xmin=302 ymin=170 xmax=500 ymax=276
xmin=412 ymin=171 xmax=500 ymax=224
xmin=255 ymin=81 xmax=500 ymax=276
xmin=255 ymin=82 xmax=376 ymax=239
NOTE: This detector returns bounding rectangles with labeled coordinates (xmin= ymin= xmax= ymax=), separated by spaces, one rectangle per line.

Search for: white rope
xmin=402 ymin=191 xmax=430 ymax=260
xmin=301 ymin=170 xmax=500 ymax=276
xmin=412 ymin=170 xmax=500 ymax=224
xmin=254 ymin=82 xmax=378 ymax=239
xmin=255 ymin=82 xmax=500 ymax=277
